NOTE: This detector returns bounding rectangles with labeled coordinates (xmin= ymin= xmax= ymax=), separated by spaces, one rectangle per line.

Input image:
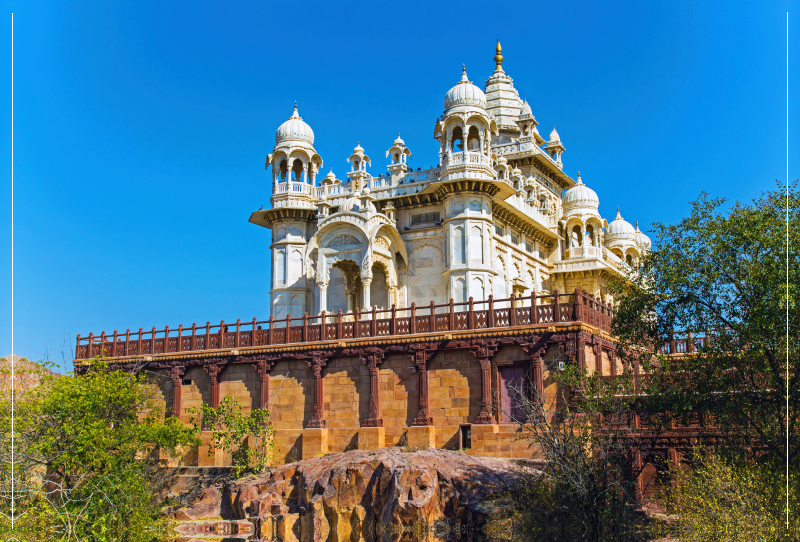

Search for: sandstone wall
xmin=156 ymin=345 xmax=597 ymax=466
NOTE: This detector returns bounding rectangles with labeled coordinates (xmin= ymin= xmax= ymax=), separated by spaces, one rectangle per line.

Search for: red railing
xmin=76 ymin=288 xmax=615 ymax=360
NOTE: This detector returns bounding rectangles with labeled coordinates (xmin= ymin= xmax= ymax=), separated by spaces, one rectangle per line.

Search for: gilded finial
xmin=494 ymin=40 xmax=504 ymax=72
xmin=462 ymin=63 xmax=466 ymax=73
xmin=294 ymin=100 xmax=297 ymax=108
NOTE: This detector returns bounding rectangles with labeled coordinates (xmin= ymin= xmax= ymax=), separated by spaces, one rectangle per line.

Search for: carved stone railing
xmin=76 ymin=289 xmax=614 ymax=361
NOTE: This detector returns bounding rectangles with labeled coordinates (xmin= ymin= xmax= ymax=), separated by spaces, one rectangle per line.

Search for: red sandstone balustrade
xmin=76 ymin=291 xmax=618 ymax=360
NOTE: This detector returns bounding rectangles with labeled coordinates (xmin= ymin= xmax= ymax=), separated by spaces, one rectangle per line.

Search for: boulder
xmin=171 ymin=447 xmax=539 ymax=542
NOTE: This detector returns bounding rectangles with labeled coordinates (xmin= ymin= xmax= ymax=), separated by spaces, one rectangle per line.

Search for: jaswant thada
xmin=251 ymin=42 xmax=650 ymax=320
xmin=76 ymin=43 xmax=666 ymax=465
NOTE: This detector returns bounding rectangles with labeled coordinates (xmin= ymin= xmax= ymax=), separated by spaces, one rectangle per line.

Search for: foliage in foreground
xmin=189 ymin=395 xmax=280 ymax=477
xmin=657 ymin=450 xmax=800 ymax=542
xmin=0 ymin=357 xmax=199 ymax=542
xmin=487 ymin=367 xmax=651 ymax=542
xmin=610 ymin=183 xmax=799 ymax=467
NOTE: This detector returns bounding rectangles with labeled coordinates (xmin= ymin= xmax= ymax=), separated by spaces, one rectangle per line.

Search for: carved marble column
xmin=204 ymin=363 xmax=223 ymax=408
xmin=361 ymin=278 xmax=372 ymax=311
xmin=470 ymin=343 xmax=498 ymax=424
xmin=530 ymin=351 xmax=544 ymax=406
xmin=306 ymin=352 xmax=329 ymax=428
xmin=362 ymin=349 xmax=385 ymax=427
xmin=168 ymin=365 xmax=185 ymax=419
xmin=318 ymin=281 xmax=328 ymax=315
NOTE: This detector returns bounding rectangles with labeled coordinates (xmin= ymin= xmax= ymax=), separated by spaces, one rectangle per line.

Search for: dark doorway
xmin=500 ymin=366 xmax=527 ymax=422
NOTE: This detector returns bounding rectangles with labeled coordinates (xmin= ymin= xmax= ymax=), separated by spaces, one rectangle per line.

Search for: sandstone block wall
xmin=153 ymin=344 xmax=620 ymax=465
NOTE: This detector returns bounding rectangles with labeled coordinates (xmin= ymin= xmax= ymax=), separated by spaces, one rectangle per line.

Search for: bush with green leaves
xmin=189 ymin=395 xmax=279 ymax=477
xmin=657 ymin=450 xmax=799 ymax=542
xmin=0 ymin=357 xmax=199 ymax=542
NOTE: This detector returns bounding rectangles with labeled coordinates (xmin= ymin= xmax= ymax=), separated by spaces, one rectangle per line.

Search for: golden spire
xmin=494 ymin=40 xmax=504 ymax=72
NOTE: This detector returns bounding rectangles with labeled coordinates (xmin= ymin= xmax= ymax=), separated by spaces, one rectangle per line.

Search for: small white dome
xmin=353 ymin=142 xmax=364 ymax=154
xmin=634 ymin=222 xmax=652 ymax=250
xmin=444 ymin=66 xmax=487 ymax=111
xmin=520 ymin=99 xmax=533 ymax=117
xmin=339 ymin=193 xmax=375 ymax=213
xmin=607 ymin=208 xmax=636 ymax=237
xmin=562 ymin=172 xmax=599 ymax=211
xmin=548 ymin=127 xmax=561 ymax=144
xmin=276 ymin=103 xmax=314 ymax=145
xmin=394 ymin=134 xmax=405 ymax=147
xmin=512 ymin=167 xmax=522 ymax=177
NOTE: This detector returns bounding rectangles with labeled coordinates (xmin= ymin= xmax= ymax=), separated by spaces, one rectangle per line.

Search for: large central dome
xmin=444 ymin=66 xmax=487 ymax=111
xmin=276 ymin=103 xmax=314 ymax=145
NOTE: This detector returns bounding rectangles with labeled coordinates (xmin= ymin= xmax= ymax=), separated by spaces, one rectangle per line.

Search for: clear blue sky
xmin=0 ymin=1 xmax=796 ymax=363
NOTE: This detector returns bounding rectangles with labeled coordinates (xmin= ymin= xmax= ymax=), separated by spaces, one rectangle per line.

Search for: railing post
xmin=409 ymin=303 xmax=416 ymax=334
xmin=687 ymin=330 xmax=694 ymax=353
xmin=573 ymin=287 xmax=581 ymax=322
xmin=303 ymin=313 xmax=309 ymax=342
xmin=163 ymin=326 xmax=169 ymax=354
xmin=371 ymin=306 xmax=377 ymax=337
xmin=354 ymin=308 xmax=361 ymax=338
xmin=252 ymin=317 xmax=257 ymax=346
xmin=284 ymin=315 xmax=291 ymax=343
xmin=112 ymin=330 xmax=118 ymax=357
xmin=236 ymin=318 xmax=242 ymax=347
xmin=100 ymin=331 xmax=106 ymax=357
xmin=76 ymin=334 xmax=81 ymax=360
xmin=390 ymin=304 xmax=397 ymax=335
xmin=150 ymin=327 xmax=156 ymax=354
xmin=509 ymin=294 xmax=517 ymax=326
xmin=125 ymin=329 xmax=130 ymax=356
xmin=532 ymin=292 xmax=538 ymax=324
xmin=217 ymin=321 xmax=225 ymax=349
xmin=267 ymin=316 xmax=274 ymax=345
xmin=191 ymin=323 xmax=197 ymax=351
xmin=468 ymin=297 xmax=474 ymax=330
xmin=204 ymin=322 xmax=210 ymax=350
xmin=487 ymin=295 xmax=495 ymax=327
xmin=177 ymin=325 xmax=183 ymax=352
xmin=337 ymin=310 xmax=343 ymax=339
xmin=554 ymin=290 xmax=560 ymax=323
xmin=449 ymin=298 xmax=455 ymax=330
xmin=88 ymin=332 xmax=94 ymax=358
xmin=320 ymin=311 xmax=327 ymax=341
xmin=137 ymin=328 xmax=143 ymax=356
xmin=429 ymin=300 xmax=436 ymax=332
xmin=670 ymin=328 xmax=676 ymax=354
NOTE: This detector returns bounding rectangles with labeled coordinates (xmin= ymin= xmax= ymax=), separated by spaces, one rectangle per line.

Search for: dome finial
xmin=494 ymin=40 xmax=504 ymax=72
xmin=577 ymin=171 xmax=582 ymax=184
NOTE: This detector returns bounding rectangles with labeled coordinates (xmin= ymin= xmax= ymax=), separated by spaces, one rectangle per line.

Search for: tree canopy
xmin=610 ymin=183 xmax=798 ymax=466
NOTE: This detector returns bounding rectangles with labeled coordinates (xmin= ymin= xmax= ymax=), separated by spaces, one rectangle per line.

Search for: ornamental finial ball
xmin=494 ymin=40 xmax=504 ymax=71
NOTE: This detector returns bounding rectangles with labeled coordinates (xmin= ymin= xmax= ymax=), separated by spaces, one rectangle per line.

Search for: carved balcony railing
xmin=75 ymin=288 xmax=615 ymax=361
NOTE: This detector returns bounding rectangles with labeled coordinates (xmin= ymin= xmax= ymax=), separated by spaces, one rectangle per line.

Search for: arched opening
xmin=469 ymin=225 xmax=484 ymax=264
xmin=454 ymin=226 xmax=466 ymax=264
xmin=586 ymin=225 xmax=595 ymax=247
xmin=354 ymin=159 xmax=360 ymax=171
xmin=471 ymin=277 xmax=485 ymax=301
xmin=626 ymin=254 xmax=634 ymax=266
xmin=452 ymin=127 xmax=464 ymax=152
xmin=498 ymin=170 xmax=505 ymax=179
xmin=370 ymin=265 xmax=389 ymax=309
xmin=394 ymin=153 xmax=399 ymax=164
xmin=571 ymin=226 xmax=582 ymax=248
xmin=327 ymin=267 xmax=348 ymax=314
xmin=467 ymin=126 xmax=480 ymax=151
xmin=279 ymin=160 xmax=288 ymax=181
xmin=291 ymin=160 xmax=303 ymax=182
xmin=611 ymin=248 xmax=624 ymax=260
xmin=455 ymin=278 xmax=467 ymax=304
xmin=275 ymin=249 xmax=286 ymax=285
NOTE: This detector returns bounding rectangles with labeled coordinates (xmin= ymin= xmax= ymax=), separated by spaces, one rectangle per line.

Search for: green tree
xmin=0 ymin=357 xmax=199 ymax=541
xmin=610 ymin=183 xmax=798 ymax=467
xmin=189 ymin=395 xmax=279 ymax=477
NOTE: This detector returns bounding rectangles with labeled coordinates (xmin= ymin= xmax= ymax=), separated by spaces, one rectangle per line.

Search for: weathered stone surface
xmin=170 ymin=447 xmax=540 ymax=541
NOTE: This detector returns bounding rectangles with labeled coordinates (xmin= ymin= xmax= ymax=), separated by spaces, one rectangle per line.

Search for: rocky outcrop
xmin=170 ymin=448 xmax=540 ymax=542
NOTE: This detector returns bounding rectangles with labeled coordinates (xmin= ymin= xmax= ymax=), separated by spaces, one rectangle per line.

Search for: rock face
xmin=171 ymin=447 xmax=539 ymax=542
